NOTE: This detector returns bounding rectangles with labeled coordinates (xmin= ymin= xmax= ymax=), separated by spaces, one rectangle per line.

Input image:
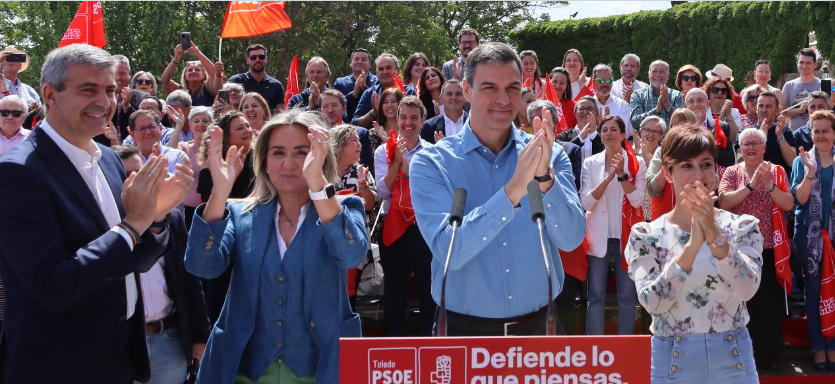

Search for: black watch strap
xmin=534 ymin=173 xmax=553 ymax=183
xmin=745 ymin=182 xmax=754 ymax=192
xmin=150 ymin=213 xmax=171 ymax=229
xmin=617 ymin=173 xmax=630 ymax=182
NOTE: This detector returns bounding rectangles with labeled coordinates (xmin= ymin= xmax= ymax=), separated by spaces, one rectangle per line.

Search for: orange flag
xmin=220 ymin=1 xmax=292 ymax=39
xmin=539 ymin=76 xmax=568 ymax=134
xmin=392 ymin=73 xmax=406 ymax=92
xmin=58 ymin=1 xmax=106 ymax=48
xmin=284 ymin=55 xmax=300 ymax=106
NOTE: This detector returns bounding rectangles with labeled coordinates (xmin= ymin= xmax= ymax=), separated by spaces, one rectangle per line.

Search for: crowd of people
xmin=0 ymin=25 xmax=834 ymax=384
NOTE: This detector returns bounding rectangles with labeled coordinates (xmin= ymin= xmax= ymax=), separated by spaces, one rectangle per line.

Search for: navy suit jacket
xmin=0 ymin=127 xmax=171 ymax=383
xmin=355 ymin=126 xmax=374 ymax=169
xmin=334 ymin=73 xmax=378 ymax=119
xmin=561 ymin=141 xmax=583 ymax=191
xmin=420 ymin=112 xmax=469 ymax=144
xmin=162 ymin=209 xmax=211 ymax=359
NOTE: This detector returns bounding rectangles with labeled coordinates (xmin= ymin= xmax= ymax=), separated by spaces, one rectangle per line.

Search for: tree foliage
xmin=0 ymin=1 xmax=565 ymax=97
xmin=512 ymin=1 xmax=834 ymax=90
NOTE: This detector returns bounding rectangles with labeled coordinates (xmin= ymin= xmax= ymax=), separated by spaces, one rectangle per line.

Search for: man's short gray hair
xmin=375 ymin=53 xmax=399 ymax=69
xmin=620 ymin=53 xmax=641 ymax=68
xmin=166 ymin=89 xmax=193 ymax=108
xmin=112 ymin=54 xmax=130 ymax=71
xmin=0 ymin=95 xmax=27 ymax=111
xmin=809 ymin=90 xmax=832 ymax=107
xmin=574 ymin=95 xmax=599 ymax=112
xmin=40 ymin=45 xmax=116 ymax=93
xmin=464 ymin=42 xmax=522 ymax=87
xmin=649 ymin=60 xmax=669 ymax=73
xmin=527 ymin=100 xmax=559 ymax=124
xmin=592 ymin=64 xmax=613 ymax=78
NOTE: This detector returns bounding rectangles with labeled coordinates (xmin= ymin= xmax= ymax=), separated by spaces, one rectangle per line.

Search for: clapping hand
xmin=609 ymin=153 xmax=625 ymax=178
xmin=104 ymin=122 xmax=119 ymax=146
xmin=531 ymin=108 xmax=556 ymax=179
xmin=309 ymin=81 xmax=321 ymax=108
xmin=303 ymin=125 xmax=331 ymax=191
xmin=206 ymin=126 xmax=243 ymax=197
xmin=504 ymin=129 xmax=547 ymax=205
xmin=397 ymin=138 xmax=412 ymax=174
xmin=680 ymin=180 xmax=718 ymax=245
xmin=370 ymin=91 xmax=380 ymax=118
xmin=119 ymin=87 xmax=132 ymax=110
xmin=799 ymin=147 xmax=816 ymax=177
xmin=452 ymin=57 xmax=462 ymax=80
xmin=166 ymin=105 xmax=185 ymax=128
xmin=357 ymin=166 xmax=370 ymax=191
xmin=371 ymin=121 xmax=389 ymax=142
xmin=154 ymin=156 xmax=195 ymax=221
xmin=122 ymin=156 xmax=168 ymax=234
xmin=354 ymin=70 xmax=368 ymax=96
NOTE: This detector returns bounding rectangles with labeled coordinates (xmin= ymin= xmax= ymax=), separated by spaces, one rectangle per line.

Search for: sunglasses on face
xmin=249 ymin=54 xmax=267 ymax=61
xmin=680 ymin=75 xmax=699 ymax=82
xmin=0 ymin=110 xmax=24 ymax=117
xmin=134 ymin=79 xmax=153 ymax=85
xmin=596 ymin=78 xmax=613 ymax=84
xmin=746 ymin=94 xmax=760 ymax=102
xmin=710 ymin=86 xmax=728 ymax=95
xmin=133 ymin=124 xmax=159 ymax=134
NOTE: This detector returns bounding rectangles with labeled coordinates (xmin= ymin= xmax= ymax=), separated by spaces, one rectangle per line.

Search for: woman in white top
xmin=580 ymin=115 xmax=646 ymax=335
xmin=626 ymin=124 xmax=763 ymax=383
xmin=562 ymin=49 xmax=590 ymax=99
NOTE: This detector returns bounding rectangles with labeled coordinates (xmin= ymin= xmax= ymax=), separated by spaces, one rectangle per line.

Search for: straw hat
xmin=1 ymin=46 xmax=30 ymax=73
xmin=705 ymin=64 xmax=734 ymax=82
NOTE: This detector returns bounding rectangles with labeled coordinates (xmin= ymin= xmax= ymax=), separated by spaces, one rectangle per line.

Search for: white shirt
xmin=581 ymin=129 xmax=598 ymax=162
xmin=140 ymin=258 xmax=174 ymax=322
xmin=611 ymin=78 xmax=647 ymax=102
xmin=39 ymin=119 xmax=139 ymax=319
xmin=443 ymin=112 xmax=466 ymax=137
xmin=274 ymin=203 xmax=308 ymax=260
xmin=595 ymin=95 xmax=633 ymax=138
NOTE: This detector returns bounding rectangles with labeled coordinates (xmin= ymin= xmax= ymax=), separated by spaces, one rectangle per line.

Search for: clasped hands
xmin=505 ymin=109 xmax=556 ymax=205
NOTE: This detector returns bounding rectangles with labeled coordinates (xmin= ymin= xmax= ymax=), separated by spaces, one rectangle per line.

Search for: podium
xmin=340 ymin=335 xmax=650 ymax=384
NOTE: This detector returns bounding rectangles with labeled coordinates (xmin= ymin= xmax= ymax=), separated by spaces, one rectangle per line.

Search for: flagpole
xmin=218 ymin=38 xmax=223 ymax=62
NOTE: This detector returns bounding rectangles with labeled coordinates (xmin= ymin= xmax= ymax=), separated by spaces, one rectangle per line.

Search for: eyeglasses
xmin=710 ymin=86 xmax=728 ymax=95
xmin=746 ymin=94 xmax=760 ymax=102
xmin=228 ymin=89 xmax=243 ymax=94
xmin=249 ymin=54 xmax=267 ymax=61
xmin=741 ymin=141 xmax=764 ymax=148
xmin=641 ymin=129 xmax=663 ymax=137
xmin=596 ymin=78 xmax=613 ymax=84
xmin=577 ymin=107 xmax=595 ymax=112
xmin=134 ymin=79 xmax=153 ymax=85
xmin=133 ymin=124 xmax=159 ymax=134
xmin=680 ymin=75 xmax=699 ymax=82
xmin=0 ymin=110 xmax=24 ymax=117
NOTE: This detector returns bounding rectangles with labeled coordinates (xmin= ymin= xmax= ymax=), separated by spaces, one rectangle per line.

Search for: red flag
xmin=771 ymin=167 xmax=792 ymax=294
xmin=284 ymin=55 xmax=300 ymax=106
xmin=523 ymin=76 xmax=532 ymax=89
xmin=573 ymin=78 xmax=596 ymax=101
xmin=620 ymin=141 xmax=643 ymax=271
xmin=220 ymin=1 xmax=292 ymax=39
xmin=819 ymin=229 xmax=835 ymax=340
xmin=392 ymin=73 xmax=406 ymax=93
xmin=540 ymin=76 xmax=568 ymax=134
xmin=58 ymin=1 xmax=106 ymax=48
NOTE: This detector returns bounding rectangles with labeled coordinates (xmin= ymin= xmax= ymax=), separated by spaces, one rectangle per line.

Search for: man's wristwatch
xmin=534 ymin=173 xmax=553 ymax=183
xmin=617 ymin=173 xmax=630 ymax=182
xmin=309 ymin=184 xmax=336 ymax=201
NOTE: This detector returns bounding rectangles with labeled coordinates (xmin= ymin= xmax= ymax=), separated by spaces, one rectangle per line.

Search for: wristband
xmin=150 ymin=213 xmax=170 ymax=229
xmin=767 ymin=183 xmax=776 ymax=193
xmin=117 ymin=222 xmax=142 ymax=246
xmin=776 ymin=136 xmax=785 ymax=144
xmin=745 ymin=183 xmax=754 ymax=192
xmin=1 ymin=91 xmax=9 ymax=96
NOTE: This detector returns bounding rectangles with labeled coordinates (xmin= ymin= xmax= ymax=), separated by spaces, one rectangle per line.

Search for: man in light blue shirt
xmin=1 ymin=46 xmax=41 ymax=110
xmin=127 ymin=110 xmax=186 ymax=175
xmin=410 ymin=42 xmax=585 ymax=336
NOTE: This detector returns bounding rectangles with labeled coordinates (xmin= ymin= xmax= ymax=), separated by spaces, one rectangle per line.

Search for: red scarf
xmin=392 ymin=73 xmax=406 ymax=93
xmin=560 ymin=237 xmax=590 ymax=282
xmin=573 ymin=78 xmax=595 ymax=101
xmin=523 ymin=76 xmax=532 ymax=89
xmin=771 ymin=167 xmax=792 ymax=294
xmin=620 ymin=141 xmax=644 ymax=270
xmin=651 ymin=183 xmax=676 ymax=220
xmin=713 ymin=113 xmax=727 ymax=149
xmin=819 ymin=229 xmax=835 ymax=340
xmin=382 ymin=130 xmax=415 ymax=246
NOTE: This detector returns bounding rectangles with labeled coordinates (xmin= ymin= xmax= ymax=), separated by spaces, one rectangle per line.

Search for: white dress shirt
xmin=443 ymin=112 xmax=466 ymax=137
xmin=140 ymin=259 xmax=174 ymax=322
xmin=275 ymin=203 xmax=308 ymax=260
xmin=611 ymin=78 xmax=647 ymax=102
xmin=39 ymin=119 xmax=139 ymax=319
xmin=596 ymin=95 xmax=633 ymax=139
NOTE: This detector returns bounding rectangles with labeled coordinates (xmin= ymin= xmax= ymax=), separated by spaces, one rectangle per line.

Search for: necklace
xmin=280 ymin=211 xmax=297 ymax=228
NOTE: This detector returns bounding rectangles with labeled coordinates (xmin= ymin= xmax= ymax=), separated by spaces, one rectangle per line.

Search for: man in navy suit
xmin=333 ymin=48 xmax=378 ymax=120
xmin=320 ymin=89 xmax=373 ymax=169
xmin=420 ymin=79 xmax=468 ymax=144
xmin=0 ymin=45 xmax=193 ymax=383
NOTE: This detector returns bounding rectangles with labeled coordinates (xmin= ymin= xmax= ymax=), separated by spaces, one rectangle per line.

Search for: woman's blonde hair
xmin=244 ymin=109 xmax=339 ymax=211
xmin=239 ymin=92 xmax=272 ymax=121
xmin=179 ymin=60 xmax=208 ymax=95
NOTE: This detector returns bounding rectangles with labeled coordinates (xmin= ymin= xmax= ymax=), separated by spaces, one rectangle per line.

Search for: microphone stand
xmin=437 ymin=188 xmax=467 ymax=337
xmin=528 ymin=180 xmax=557 ymax=336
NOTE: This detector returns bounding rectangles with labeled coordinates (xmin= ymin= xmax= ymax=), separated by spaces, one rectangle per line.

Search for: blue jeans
xmin=795 ymin=224 xmax=835 ymax=352
xmin=138 ymin=325 xmax=188 ymax=384
xmin=586 ymin=238 xmax=637 ymax=335
xmin=651 ymin=328 xmax=758 ymax=383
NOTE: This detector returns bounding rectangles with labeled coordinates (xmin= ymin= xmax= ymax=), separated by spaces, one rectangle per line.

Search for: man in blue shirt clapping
xmin=410 ymin=42 xmax=586 ymax=336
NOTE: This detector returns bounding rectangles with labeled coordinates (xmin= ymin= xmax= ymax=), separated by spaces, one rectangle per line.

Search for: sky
xmin=539 ymin=1 xmax=672 ymax=21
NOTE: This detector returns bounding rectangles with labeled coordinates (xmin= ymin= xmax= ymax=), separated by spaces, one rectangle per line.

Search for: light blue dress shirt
xmin=4 ymin=78 xmax=40 ymax=106
xmin=409 ymin=123 xmax=586 ymax=318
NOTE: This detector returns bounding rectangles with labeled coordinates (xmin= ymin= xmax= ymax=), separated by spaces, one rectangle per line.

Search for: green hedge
xmin=512 ymin=1 xmax=835 ymax=90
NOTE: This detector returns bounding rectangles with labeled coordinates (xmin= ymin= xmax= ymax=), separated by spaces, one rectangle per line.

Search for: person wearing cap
xmin=705 ymin=64 xmax=747 ymax=116
xmin=0 ymin=46 xmax=40 ymax=111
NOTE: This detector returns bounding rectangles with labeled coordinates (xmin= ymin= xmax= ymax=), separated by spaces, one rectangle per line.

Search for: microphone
xmin=527 ymin=180 xmax=557 ymax=336
xmin=437 ymin=187 xmax=467 ymax=337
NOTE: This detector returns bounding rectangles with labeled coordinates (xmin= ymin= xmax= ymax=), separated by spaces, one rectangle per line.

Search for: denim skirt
xmin=651 ymin=328 xmax=759 ymax=384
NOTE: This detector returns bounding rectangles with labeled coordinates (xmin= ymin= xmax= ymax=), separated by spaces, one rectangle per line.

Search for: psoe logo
xmin=419 ymin=347 xmax=466 ymax=384
xmin=369 ymin=347 xmax=416 ymax=384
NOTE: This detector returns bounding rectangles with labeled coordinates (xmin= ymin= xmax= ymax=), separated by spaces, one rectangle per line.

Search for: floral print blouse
xmin=625 ymin=210 xmax=764 ymax=336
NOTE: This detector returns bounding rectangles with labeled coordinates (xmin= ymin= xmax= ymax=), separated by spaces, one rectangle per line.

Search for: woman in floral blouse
xmin=718 ymin=128 xmax=794 ymax=372
xmin=626 ymin=124 xmax=763 ymax=383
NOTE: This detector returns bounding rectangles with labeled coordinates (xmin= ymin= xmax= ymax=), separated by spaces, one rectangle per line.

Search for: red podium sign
xmin=340 ymin=336 xmax=649 ymax=384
